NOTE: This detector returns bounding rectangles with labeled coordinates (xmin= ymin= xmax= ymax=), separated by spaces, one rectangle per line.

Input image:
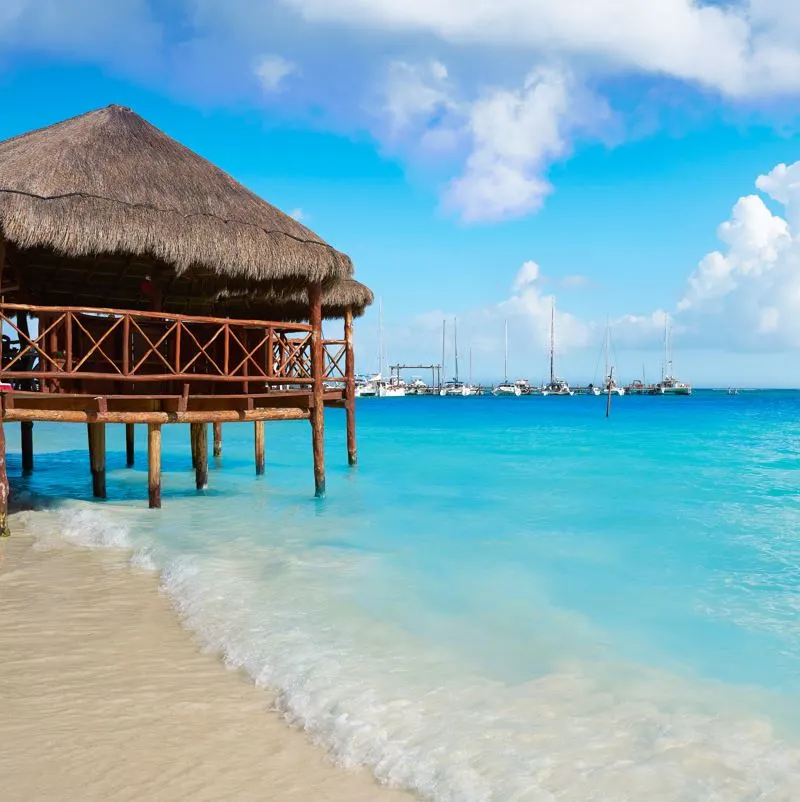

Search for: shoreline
xmin=0 ymin=517 xmax=414 ymax=802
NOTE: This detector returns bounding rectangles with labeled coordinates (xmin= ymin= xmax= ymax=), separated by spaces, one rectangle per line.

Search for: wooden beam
xmin=254 ymin=420 xmax=265 ymax=476
xmin=344 ymin=307 xmax=357 ymax=467
xmin=21 ymin=421 xmax=34 ymax=474
xmin=191 ymin=422 xmax=208 ymax=490
xmin=148 ymin=423 xmax=161 ymax=509
xmin=87 ymin=422 xmax=106 ymax=499
xmin=126 ymin=423 xmax=135 ymax=467
xmin=213 ymin=421 xmax=222 ymax=458
xmin=308 ymin=283 xmax=326 ymax=497
xmin=4 ymin=407 xmax=310 ymax=424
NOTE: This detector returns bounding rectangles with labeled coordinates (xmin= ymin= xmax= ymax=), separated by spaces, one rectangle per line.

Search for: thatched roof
xmin=215 ymin=278 xmax=375 ymax=321
xmin=0 ymin=105 xmax=352 ymax=293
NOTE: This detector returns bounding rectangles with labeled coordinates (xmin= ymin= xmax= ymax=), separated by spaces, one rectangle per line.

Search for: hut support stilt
xmin=21 ymin=421 xmax=34 ymax=474
xmin=213 ymin=422 xmax=223 ymax=458
xmin=190 ymin=423 xmax=198 ymax=469
xmin=308 ymin=283 xmax=326 ymax=497
xmin=87 ymin=422 xmax=106 ymax=499
xmin=0 ymin=415 xmax=9 ymax=538
xmin=193 ymin=422 xmax=208 ymax=490
xmin=254 ymin=420 xmax=265 ymax=475
xmin=126 ymin=423 xmax=135 ymax=467
xmin=148 ymin=423 xmax=162 ymax=509
xmin=344 ymin=307 xmax=357 ymax=467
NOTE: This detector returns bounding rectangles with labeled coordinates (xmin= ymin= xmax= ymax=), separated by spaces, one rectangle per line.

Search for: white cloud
xmin=512 ymin=260 xmax=541 ymax=291
xmin=382 ymin=60 xmax=454 ymax=132
xmin=561 ymin=274 xmax=589 ymax=289
xmin=289 ymin=208 xmax=305 ymax=221
xmin=254 ymin=54 xmax=296 ymax=93
xmin=675 ymin=162 xmax=800 ymax=349
xmin=285 ymin=0 xmax=800 ymax=97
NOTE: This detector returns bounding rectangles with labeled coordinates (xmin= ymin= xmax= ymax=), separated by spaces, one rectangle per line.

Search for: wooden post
xmin=213 ymin=421 xmax=222 ymax=458
xmin=254 ymin=420 xmax=265 ymax=476
xmin=125 ymin=423 xmax=135 ymax=467
xmin=308 ymin=283 xmax=326 ymax=497
xmin=606 ymin=367 xmax=614 ymax=419
xmin=87 ymin=422 xmax=106 ymax=498
xmin=0 ymin=413 xmax=9 ymax=538
xmin=344 ymin=307 xmax=357 ymax=467
xmin=190 ymin=423 xmax=198 ymax=469
xmin=20 ymin=421 xmax=33 ymax=474
xmin=193 ymin=422 xmax=208 ymax=490
xmin=148 ymin=423 xmax=162 ymax=509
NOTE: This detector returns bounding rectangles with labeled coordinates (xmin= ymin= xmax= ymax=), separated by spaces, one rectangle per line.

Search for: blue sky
xmin=3 ymin=1 xmax=800 ymax=385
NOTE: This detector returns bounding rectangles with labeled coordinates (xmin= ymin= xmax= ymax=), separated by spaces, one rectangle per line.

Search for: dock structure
xmin=0 ymin=105 xmax=374 ymax=534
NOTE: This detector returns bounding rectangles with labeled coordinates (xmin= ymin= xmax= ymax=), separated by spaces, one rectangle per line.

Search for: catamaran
xmin=493 ymin=320 xmax=521 ymax=396
xmin=541 ymin=299 xmax=574 ymax=396
xmin=655 ymin=315 xmax=691 ymax=395
xmin=373 ymin=298 xmax=406 ymax=397
xmin=601 ymin=318 xmax=625 ymax=397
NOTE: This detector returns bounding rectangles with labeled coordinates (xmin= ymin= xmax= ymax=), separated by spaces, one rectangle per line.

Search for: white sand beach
xmin=0 ymin=520 xmax=414 ymax=802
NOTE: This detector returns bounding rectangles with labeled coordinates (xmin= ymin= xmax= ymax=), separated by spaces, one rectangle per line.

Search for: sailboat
xmin=493 ymin=320 xmax=521 ymax=396
xmin=655 ymin=315 xmax=691 ymax=396
xmin=442 ymin=318 xmax=478 ymax=396
xmin=601 ymin=318 xmax=624 ymax=397
xmin=361 ymin=297 xmax=405 ymax=397
xmin=541 ymin=299 xmax=573 ymax=396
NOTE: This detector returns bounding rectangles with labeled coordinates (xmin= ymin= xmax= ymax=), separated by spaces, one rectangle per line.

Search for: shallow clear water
xmin=12 ymin=391 xmax=800 ymax=800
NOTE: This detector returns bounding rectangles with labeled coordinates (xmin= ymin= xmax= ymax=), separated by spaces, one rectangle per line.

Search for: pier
xmin=0 ymin=104 xmax=373 ymax=534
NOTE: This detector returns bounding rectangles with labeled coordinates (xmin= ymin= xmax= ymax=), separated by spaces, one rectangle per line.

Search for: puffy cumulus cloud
xmin=285 ymin=0 xmax=800 ymax=97
xmin=676 ymin=163 xmax=800 ymax=349
xmin=445 ymin=68 xmax=608 ymax=221
xmin=512 ymin=260 xmax=541 ymax=291
xmin=254 ymin=54 xmax=297 ymax=92
xmin=382 ymin=60 xmax=454 ymax=132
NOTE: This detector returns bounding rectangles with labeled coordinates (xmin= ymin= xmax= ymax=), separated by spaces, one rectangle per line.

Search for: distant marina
xmin=356 ymin=301 xmax=692 ymax=398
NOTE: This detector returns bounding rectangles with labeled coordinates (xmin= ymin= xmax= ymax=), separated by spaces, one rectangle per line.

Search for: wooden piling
xmin=190 ymin=422 xmax=198 ymax=469
xmin=125 ymin=423 xmax=135 ymax=467
xmin=0 ymin=415 xmax=10 ymax=537
xmin=87 ymin=422 xmax=106 ymax=498
xmin=344 ymin=307 xmax=357 ymax=466
xmin=213 ymin=421 xmax=223 ymax=458
xmin=254 ymin=420 xmax=265 ymax=475
xmin=21 ymin=421 xmax=33 ymax=474
xmin=308 ymin=283 xmax=326 ymax=497
xmin=148 ymin=423 xmax=162 ymax=509
xmin=193 ymin=422 xmax=208 ymax=490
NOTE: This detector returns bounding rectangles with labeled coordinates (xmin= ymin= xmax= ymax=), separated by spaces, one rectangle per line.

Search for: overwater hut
xmin=0 ymin=105 xmax=372 ymax=534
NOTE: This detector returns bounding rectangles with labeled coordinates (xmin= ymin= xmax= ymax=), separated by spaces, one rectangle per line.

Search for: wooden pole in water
xmin=125 ymin=423 xmax=135 ymax=467
xmin=193 ymin=422 xmax=208 ymax=490
xmin=0 ymin=407 xmax=9 ymax=538
xmin=213 ymin=421 xmax=223 ymax=458
xmin=190 ymin=423 xmax=198 ymax=469
xmin=254 ymin=420 xmax=265 ymax=475
xmin=606 ymin=367 xmax=613 ymax=419
xmin=308 ymin=283 xmax=326 ymax=497
xmin=148 ymin=423 xmax=162 ymax=509
xmin=20 ymin=421 xmax=33 ymax=474
xmin=344 ymin=307 xmax=357 ymax=466
xmin=87 ymin=422 xmax=106 ymax=498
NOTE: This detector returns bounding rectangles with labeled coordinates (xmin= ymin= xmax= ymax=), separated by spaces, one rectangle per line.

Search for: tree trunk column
xmin=126 ymin=423 xmax=135 ymax=467
xmin=344 ymin=307 xmax=357 ymax=467
xmin=87 ymin=422 xmax=106 ymax=498
xmin=192 ymin=422 xmax=208 ymax=490
xmin=21 ymin=421 xmax=33 ymax=474
xmin=213 ymin=422 xmax=223 ymax=458
xmin=0 ymin=414 xmax=10 ymax=538
xmin=308 ymin=283 xmax=326 ymax=497
xmin=148 ymin=423 xmax=162 ymax=509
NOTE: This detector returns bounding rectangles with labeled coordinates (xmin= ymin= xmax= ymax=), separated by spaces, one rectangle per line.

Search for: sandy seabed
xmin=0 ymin=519 xmax=414 ymax=802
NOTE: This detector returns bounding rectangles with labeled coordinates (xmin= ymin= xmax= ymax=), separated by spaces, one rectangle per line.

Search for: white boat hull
xmin=493 ymin=385 xmax=521 ymax=397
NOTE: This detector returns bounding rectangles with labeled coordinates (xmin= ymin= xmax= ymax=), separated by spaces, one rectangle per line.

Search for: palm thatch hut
xmin=0 ymin=105 xmax=370 ymax=528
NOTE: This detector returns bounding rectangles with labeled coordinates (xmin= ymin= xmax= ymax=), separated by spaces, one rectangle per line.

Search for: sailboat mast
xmin=504 ymin=319 xmax=509 ymax=383
xmin=604 ymin=316 xmax=610 ymax=382
xmin=454 ymin=317 xmax=459 ymax=382
xmin=441 ymin=319 xmax=446 ymax=389
xmin=378 ymin=297 xmax=385 ymax=376
xmin=549 ymin=299 xmax=555 ymax=385
xmin=662 ymin=314 xmax=668 ymax=381
xmin=469 ymin=346 xmax=473 ymax=387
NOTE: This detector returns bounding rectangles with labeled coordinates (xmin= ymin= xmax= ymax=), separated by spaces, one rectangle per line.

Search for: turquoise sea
xmin=11 ymin=391 xmax=800 ymax=800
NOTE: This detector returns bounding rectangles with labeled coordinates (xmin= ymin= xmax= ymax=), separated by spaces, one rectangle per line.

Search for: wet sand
xmin=0 ymin=520 xmax=414 ymax=802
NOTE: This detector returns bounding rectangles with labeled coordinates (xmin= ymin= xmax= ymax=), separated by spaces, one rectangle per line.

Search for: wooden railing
xmin=0 ymin=303 xmax=346 ymax=393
